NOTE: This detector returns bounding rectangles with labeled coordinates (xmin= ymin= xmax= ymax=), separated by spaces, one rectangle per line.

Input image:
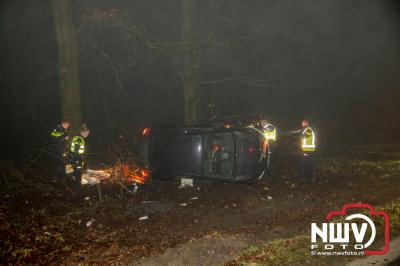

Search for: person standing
xmin=298 ymin=119 xmax=316 ymax=181
xmin=69 ymin=124 xmax=90 ymax=190
xmin=261 ymin=119 xmax=278 ymax=178
xmin=50 ymin=118 xmax=70 ymax=183
xmin=261 ymin=120 xmax=277 ymax=143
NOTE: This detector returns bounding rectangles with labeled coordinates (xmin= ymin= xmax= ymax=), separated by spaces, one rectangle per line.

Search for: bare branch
xmin=190 ymin=74 xmax=307 ymax=90
xmin=93 ymin=44 xmax=124 ymax=91
xmin=209 ymin=0 xmax=290 ymax=48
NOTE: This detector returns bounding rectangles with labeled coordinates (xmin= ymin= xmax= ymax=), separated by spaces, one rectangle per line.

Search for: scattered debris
xmin=190 ymin=196 xmax=198 ymax=200
xmin=3 ymin=145 xmax=400 ymax=264
xmin=86 ymin=219 xmax=95 ymax=227
xmin=82 ymin=169 xmax=109 ymax=185
xmin=124 ymin=183 xmax=139 ymax=194
xmin=180 ymin=203 xmax=188 ymax=207
xmin=179 ymin=178 xmax=194 ymax=188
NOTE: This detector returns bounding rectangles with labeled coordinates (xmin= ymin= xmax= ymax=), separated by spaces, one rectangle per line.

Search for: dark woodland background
xmin=1 ymin=0 xmax=400 ymax=159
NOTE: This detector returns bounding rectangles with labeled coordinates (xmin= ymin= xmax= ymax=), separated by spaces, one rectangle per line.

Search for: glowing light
xmin=142 ymin=127 xmax=151 ymax=136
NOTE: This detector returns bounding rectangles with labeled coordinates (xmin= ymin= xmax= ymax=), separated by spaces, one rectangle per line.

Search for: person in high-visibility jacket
xmin=298 ymin=119 xmax=316 ymax=181
xmin=261 ymin=120 xmax=277 ymax=142
xmin=69 ymin=124 xmax=90 ymax=189
xmin=260 ymin=119 xmax=278 ymax=178
xmin=50 ymin=118 xmax=70 ymax=183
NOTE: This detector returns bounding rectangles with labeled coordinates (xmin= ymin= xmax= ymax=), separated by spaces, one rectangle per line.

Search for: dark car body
xmin=140 ymin=126 xmax=269 ymax=183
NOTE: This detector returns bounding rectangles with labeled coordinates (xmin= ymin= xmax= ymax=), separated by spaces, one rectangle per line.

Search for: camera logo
xmin=311 ymin=204 xmax=390 ymax=255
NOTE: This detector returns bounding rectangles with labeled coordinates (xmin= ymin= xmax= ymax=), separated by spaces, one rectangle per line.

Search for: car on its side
xmin=140 ymin=126 xmax=269 ymax=183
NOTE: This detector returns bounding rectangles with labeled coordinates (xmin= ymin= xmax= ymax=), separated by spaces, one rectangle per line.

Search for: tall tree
xmin=52 ymin=0 xmax=81 ymax=129
xmin=182 ymin=0 xmax=201 ymax=125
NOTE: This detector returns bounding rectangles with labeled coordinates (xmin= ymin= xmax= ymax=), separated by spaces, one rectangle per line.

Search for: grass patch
xmin=318 ymin=158 xmax=400 ymax=178
xmin=381 ymin=200 xmax=400 ymax=236
xmin=226 ymin=200 xmax=400 ymax=266
xmin=225 ymin=235 xmax=330 ymax=266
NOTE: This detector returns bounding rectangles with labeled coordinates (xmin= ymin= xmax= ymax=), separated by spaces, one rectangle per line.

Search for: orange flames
xmin=121 ymin=165 xmax=151 ymax=185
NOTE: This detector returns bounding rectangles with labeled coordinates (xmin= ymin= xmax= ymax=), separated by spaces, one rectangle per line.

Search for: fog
xmin=1 ymin=0 xmax=400 ymax=157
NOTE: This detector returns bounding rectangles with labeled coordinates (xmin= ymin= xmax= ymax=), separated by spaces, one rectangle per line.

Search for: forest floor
xmin=1 ymin=144 xmax=400 ymax=265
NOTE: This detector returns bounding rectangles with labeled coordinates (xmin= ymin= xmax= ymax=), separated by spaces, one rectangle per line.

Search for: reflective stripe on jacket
xmin=51 ymin=125 xmax=66 ymax=138
xmin=301 ymin=127 xmax=316 ymax=152
xmin=71 ymin=136 xmax=85 ymax=154
xmin=263 ymin=124 xmax=277 ymax=142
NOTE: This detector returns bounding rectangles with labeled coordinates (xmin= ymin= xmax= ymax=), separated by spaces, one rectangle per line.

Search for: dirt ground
xmin=1 ymin=145 xmax=400 ymax=265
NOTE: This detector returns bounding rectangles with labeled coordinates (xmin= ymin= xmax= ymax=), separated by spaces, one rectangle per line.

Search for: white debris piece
xmin=180 ymin=203 xmax=188 ymax=207
xmin=179 ymin=178 xmax=193 ymax=188
xmin=81 ymin=174 xmax=100 ymax=185
xmin=290 ymin=183 xmax=297 ymax=188
xmin=190 ymin=196 xmax=198 ymax=200
xmin=139 ymin=216 xmax=149 ymax=221
xmin=130 ymin=183 xmax=139 ymax=194
xmin=86 ymin=219 xmax=95 ymax=227
xmin=267 ymin=196 xmax=273 ymax=200
xmin=81 ymin=169 xmax=110 ymax=185
xmin=85 ymin=196 xmax=90 ymax=201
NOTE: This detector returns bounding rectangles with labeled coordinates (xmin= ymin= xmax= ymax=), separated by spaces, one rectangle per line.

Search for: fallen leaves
xmin=2 ymin=144 xmax=400 ymax=264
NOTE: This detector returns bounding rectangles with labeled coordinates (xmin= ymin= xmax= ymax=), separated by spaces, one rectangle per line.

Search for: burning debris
xmin=119 ymin=164 xmax=150 ymax=185
xmin=81 ymin=163 xmax=151 ymax=186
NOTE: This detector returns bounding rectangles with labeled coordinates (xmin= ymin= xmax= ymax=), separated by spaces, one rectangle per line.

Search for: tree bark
xmin=182 ymin=0 xmax=201 ymax=125
xmin=51 ymin=0 xmax=81 ymax=130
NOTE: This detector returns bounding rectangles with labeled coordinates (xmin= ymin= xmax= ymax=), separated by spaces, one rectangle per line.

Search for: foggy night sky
xmin=1 ymin=0 xmax=400 ymax=158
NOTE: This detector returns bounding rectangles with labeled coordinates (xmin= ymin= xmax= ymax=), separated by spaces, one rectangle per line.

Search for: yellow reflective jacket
xmin=71 ymin=136 xmax=85 ymax=154
xmin=263 ymin=124 xmax=277 ymax=142
xmin=301 ymin=127 xmax=316 ymax=152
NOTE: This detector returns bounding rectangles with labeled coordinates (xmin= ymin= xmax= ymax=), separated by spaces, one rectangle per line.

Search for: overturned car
xmin=140 ymin=126 xmax=269 ymax=183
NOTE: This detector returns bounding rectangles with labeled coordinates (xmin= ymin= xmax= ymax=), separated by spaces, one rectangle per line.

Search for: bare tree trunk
xmin=52 ymin=0 xmax=81 ymax=129
xmin=182 ymin=0 xmax=200 ymax=125
xmin=4 ymin=4 xmax=21 ymax=158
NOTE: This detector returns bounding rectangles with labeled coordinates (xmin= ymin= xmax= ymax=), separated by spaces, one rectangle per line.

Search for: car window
xmin=202 ymin=133 xmax=234 ymax=179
